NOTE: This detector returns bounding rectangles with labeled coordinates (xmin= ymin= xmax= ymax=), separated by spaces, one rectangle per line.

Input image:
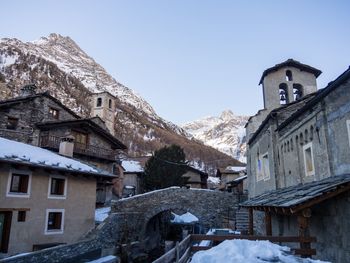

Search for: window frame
xmin=48 ymin=107 xmax=60 ymax=119
xmin=48 ymin=175 xmax=67 ymax=199
xmin=346 ymin=120 xmax=350 ymax=148
xmin=303 ymin=142 xmax=315 ymax=177
xmin=6 ymin=170 xmax=32 ymax=198
xmin=6 ymin=116 xmax=19 ymax=130
xmin=44 ymin=209 xmax=65 ymax=235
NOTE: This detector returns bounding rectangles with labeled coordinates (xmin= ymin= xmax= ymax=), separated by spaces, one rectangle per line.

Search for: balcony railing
xmin=40 ymin=135 xmax=116 ymax=161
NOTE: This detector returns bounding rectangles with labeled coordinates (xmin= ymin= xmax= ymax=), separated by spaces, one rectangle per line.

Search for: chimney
xmin=59 ymin=134 xmax=75 ymax=157
xmin=20 ymin=84 xmax=37 ymax=97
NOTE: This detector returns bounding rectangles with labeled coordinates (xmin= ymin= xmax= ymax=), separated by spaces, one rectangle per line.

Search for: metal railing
xmin=39 ymin=135 xmax=116 ymax=161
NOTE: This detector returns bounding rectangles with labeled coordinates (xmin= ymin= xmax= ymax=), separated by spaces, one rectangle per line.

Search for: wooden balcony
xmin=39 ymin=135 xmax=117 ymax=161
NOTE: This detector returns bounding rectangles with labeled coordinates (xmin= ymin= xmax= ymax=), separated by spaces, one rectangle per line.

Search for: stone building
xmin=182 ymin=166 xmax=208 ymax=189
xmin=0 ymin=84 xmax=127 ymax=204
xmin=243 ymin=59 xmax=350 ymax=262
xmin=90 ymin=91 xmax=117 ymax=136
xmin=0 ymin=137 xmax=116 ymax=256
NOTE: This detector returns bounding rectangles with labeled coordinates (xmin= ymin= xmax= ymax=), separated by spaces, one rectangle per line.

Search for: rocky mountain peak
xmin=220 ymin=109 xmax=235 ymax=121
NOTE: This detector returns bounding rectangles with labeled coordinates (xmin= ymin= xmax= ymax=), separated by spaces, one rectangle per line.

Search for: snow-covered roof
xmin=122 ymin=160 xmax=144 ymax=173
xmin=224 ymin=166 xmax=246 ymax=173
xmin=207 ymin=176 xmax=220 ymax=184
xmin=95 ymin=206 xmax=111 ymax=223
xmin=191 ymin=239 xmax=328 ymax=263
xmin=0 ymin=137 xmax=114 ymax=177
xmin=171 ymin=212 xmax=199 ymax=224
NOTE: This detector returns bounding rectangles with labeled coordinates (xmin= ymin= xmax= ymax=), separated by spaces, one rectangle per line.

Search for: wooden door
xmin=0 ymin=212 xmax=12 ymax=253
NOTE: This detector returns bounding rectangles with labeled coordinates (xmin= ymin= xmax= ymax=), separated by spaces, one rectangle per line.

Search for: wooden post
xmin=175 ymin=241 xmax=179 ymax=263
xmin=297 ymin=209 xmax=311 ymax=258
xmin=265 ymin=211 xmax=272 ymax=236
xmin=248 ymin=208 xmax=254 ymax=235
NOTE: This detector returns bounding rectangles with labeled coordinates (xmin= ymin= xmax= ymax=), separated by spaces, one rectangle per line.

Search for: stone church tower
xmin=260 ymin=59 xmax=322 ymax=110
xmin=90 ymin=91 xmax=116 ymax=135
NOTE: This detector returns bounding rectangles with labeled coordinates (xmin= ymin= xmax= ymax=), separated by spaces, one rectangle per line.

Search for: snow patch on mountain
xmin=182 ymin=110 xmax=248 ymax=162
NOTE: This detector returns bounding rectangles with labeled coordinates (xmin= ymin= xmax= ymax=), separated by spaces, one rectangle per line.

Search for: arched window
xmin=300 ymin=133 xmax=304 ymax=145
xmin=293 ymin=84 xmax=303 ymax=101
xmin=96 ymin=97 xmax=102 ymax=107
xmin=279 ymin=83 xmax=288 ymax=105
xmin=286 ymin=70 xmax=293 ymax=81
xmin=304 ymin=129 xmax=309 ymax=143
xmin=290 ymin=138 xmax=293 ymax=151
xmin=310 ymin=125 xmax=314 ymax=141
xmin=108 ymin=99 xmax=112 ymax=109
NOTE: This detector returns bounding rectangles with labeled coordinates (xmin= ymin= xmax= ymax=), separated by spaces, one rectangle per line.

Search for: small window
xmin=6 ymin=117 xmax=18 ymax=130
xmin=279 ymin=83 xmax=288 ymax=105
xmin=303 ymin=142 xmax=315 ymax=176
xmin=45 ymin=209 xmax=64 ymax=234
xmin=96 ymin=97 xmax=102 ymax=107
xmin=49 ymin=108 xmax=59 ymax=119
xmin=293 ymin=84 xmax=303 ymax=101
xmin=10 ymin=173 xmax=29 ymax=193
xmin=73 ymin=131 xmax=88 ymax=147
xmin=108 ymin=99 xmax=112 ymax=109
xmin=262 ymin=153 xmax=270 ymax=180
xmin=18 ymin=211 xmax=26 ymax=222
xmin=49 ymin=177 xmax=67 ymax=198
xmin=286 ymin=70 xmax=293 ymax=81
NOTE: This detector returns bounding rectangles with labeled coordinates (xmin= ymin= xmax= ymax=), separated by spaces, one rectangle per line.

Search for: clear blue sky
xmin=2 ymin=1 xmax=350 ymax=124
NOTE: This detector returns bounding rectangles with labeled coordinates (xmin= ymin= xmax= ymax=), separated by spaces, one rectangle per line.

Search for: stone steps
xmin=235 ymin=208 xmax=249 ymax=232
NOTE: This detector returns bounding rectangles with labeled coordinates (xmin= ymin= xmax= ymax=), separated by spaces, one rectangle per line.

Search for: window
xmin=7 ymin=171 xmax=31 ymax=198
xmin=6 ymin=117 xmax=18 ymax=130
xmin=279 ymin=83 xmax=288 ymax=105
xmin=96 ymin=97 xmax=102 ymax=107
xmin=45 ymin=209 xmax=64 ymax=234
xmin=73 ymin=131 xmax=88 ymax=149
xmin=286 ymin=70 xmax=293 ymax=81
xmin=108 ymin=99 xmax=112 ymax=109
xmin=293 ymin=84 xmax=303 ymax=101
xmin=49 ymin=107 xmax=59 ymax=119
xmin=17 ymin=211 xmax=26 ymax=222
xmin=48 ymin=176 xmax=67 ymax=199
xmin=257 ymin=151 xmax=270 ymax=181
xmin=303 ymin=142 xmax=315 ymax=176
xmin=262 ymin=153 xmax=270 ymax=180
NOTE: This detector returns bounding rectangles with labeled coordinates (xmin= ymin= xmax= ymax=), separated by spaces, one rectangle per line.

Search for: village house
xmin=121 ymin=159 xmax=145 ymax=197
xmin=216 ymin=166 xmax=246 ymax=192
xmin=182 ymin=166 xmax=208 ymax=189
xmin=0 ymin=137 xmax=116 ymax=256
xmin=243 ymin=59 xmax=350 ymax=262
xmin=0 ymin=84 xmax=127 ymax=204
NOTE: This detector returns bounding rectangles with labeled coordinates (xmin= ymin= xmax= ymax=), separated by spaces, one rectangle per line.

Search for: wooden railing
xmin=152 ymin=235 xmax=191 ymax=263
xmin=190 ymin=234 xmax=317 ymax=257
xmin=40 ymin=135 xmax=116 ymax=161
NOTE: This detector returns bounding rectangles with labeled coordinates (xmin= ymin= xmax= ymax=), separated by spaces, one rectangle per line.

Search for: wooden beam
xmin=265 ymin=211 xmax=272 ymax=236
xmin=190 ymin=235 xmax=316 ymax=243
xmin=248 ymin=208 xmax=253 ymax=235
xmin=0 ymin=208 xmax=30 ymax=212
xmin=291 ymin=183 xmax=350 ymax=214
xmin=297 ymin=212 xmax=311 ymax=258
xmin=292 ymin=248 xmax=316 ymax=256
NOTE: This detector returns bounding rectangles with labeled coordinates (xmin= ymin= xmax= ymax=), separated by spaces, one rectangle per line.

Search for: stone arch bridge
xmin=107 ymin=187 xmax=242 ymax=243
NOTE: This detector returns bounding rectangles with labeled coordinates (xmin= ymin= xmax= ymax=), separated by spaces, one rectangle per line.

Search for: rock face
xmin=182 ymin=110 xmax=249 ymax=162
xmin=0 ymin=34 xmax=242 ymax=173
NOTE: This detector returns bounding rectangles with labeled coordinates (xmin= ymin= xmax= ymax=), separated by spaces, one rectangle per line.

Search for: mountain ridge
xmin=0 ymin=33 xmax=244 ymax=174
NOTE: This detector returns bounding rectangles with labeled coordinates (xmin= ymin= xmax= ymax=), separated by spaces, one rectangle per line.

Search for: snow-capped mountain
xmin=182 ymin=110 xmax=248 ymax=162
xmin=0 ymin=33 xmax=243 ymax=174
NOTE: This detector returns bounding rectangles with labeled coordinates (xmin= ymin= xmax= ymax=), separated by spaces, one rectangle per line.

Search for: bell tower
xmin=90 ymin=91 xmax=116 ymax=136
xmin=259 ymin=59 xmax=322 ymax=110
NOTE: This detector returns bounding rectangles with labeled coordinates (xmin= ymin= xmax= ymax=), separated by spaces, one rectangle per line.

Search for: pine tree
xmin=142 ymin=144 xmax=188 ymax=191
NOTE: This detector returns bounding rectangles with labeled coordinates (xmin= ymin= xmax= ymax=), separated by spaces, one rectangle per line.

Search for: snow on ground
xmin=225 ymin=166 xmax=246 ymax=172
xmin=191 ymin=239 xmax=329 ymax=263
xmin=95 ymin=207 xmax=111 ymax=223
xmin=0 ymin=137 xmax=102 ymax=174
xmin=171 ymin=212 xmax=198 ymax=224
xmin=86 ymin=255 xmax=117 ymax=263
